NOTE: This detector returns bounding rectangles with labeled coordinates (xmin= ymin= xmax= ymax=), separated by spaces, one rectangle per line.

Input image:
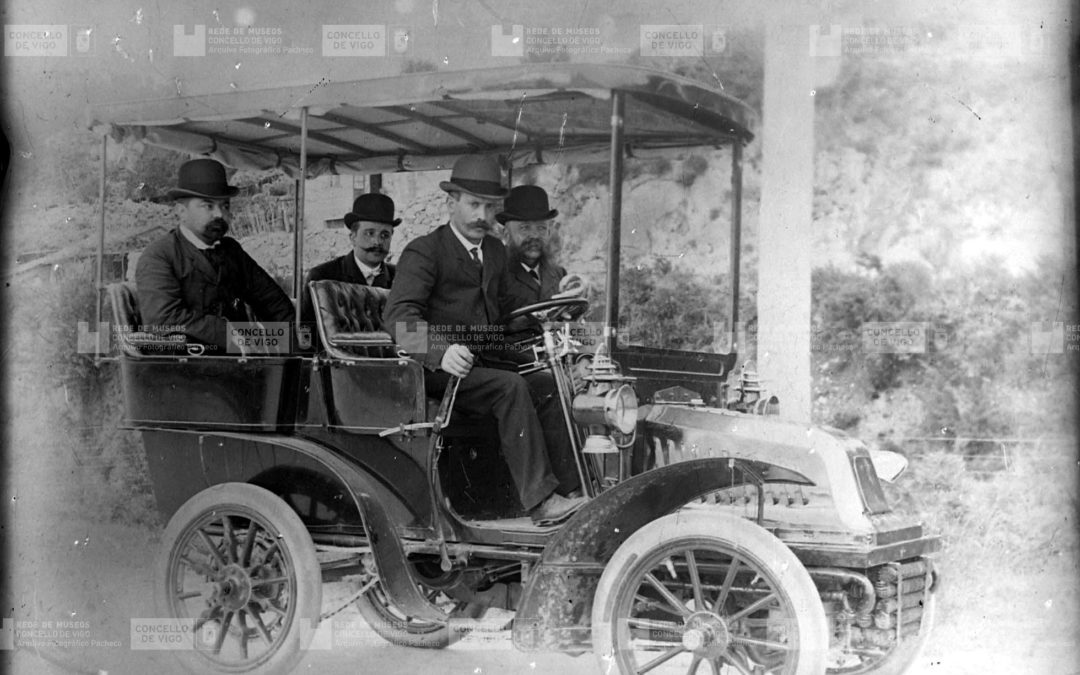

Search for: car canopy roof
xmin=88 ymin=63 xmax=755 ymax=177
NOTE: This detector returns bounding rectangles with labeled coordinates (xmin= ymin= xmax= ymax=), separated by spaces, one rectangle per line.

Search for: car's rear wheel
xmin=155 ymin=483 xmax=321 ymax=675
xmin=592 ymin=511 xmax=829 ymax=674
xmin=353 ymin=579 xmax=485 ymax=649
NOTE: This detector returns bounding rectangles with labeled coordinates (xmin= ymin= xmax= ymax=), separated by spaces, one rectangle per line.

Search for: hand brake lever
xmin=378 ymin=375 xmax=461 ymax=437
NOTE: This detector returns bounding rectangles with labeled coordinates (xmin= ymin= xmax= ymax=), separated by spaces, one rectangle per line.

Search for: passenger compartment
xmin=107 ymin=282 xmax=302 ymax=431
xmin=119 ymin=356 xmax=301 ymax=431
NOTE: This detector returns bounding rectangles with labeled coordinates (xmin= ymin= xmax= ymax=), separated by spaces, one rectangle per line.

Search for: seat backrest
xmin=107 ymin=281 xmax=142 ymax=330
xmin=106 ymin=282 xmax=194 ymax=357
xmin=309 ymin=280 xmax=395 ymax=358
xmin=312 ymin=280 xmax=389 ymax=333
xmin=106 ymin=282 xmax=144 ymax=357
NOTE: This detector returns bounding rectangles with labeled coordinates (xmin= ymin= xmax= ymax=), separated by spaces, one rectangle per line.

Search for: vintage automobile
xmin=90 ymin=64 xmax=940 ymax=674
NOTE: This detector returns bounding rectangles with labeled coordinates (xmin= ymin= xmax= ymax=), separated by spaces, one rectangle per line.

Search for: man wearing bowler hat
xmin=497 ymin=184 xmax=588 ymax=345
xmin=300 ymin=193 xmax=400 ymax=337
xmin=384 ymin=155 xmax=585 ymax=525
xmin=498 ymin=185 xmax=566 ymax=304
xmin=136 ymin=158 xmax=294 ymax=352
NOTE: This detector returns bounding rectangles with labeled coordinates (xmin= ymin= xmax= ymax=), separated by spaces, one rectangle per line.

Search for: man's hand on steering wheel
xmin=556 ymin=273 xmax=589 ymax=299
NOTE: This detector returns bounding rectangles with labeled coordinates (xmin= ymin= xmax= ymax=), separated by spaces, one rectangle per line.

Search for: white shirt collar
xmin=448 ymin=223 xmax=483 ymax=262
xmin=521 ymin=261 xmax=540 ymax=275
xmin=353 ymin=254 xmax=382 ymax=280
xmin=179 ymin=225 xmax=219 ymax=250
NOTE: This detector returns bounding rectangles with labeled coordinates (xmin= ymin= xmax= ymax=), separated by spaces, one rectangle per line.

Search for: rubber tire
xmin=592 ymin=510 xmax=829 ymax=675
xmin=154 ymin=483 xmax=322 ymax=675
xmin=353 ymin=582 xmax=455 ymax=649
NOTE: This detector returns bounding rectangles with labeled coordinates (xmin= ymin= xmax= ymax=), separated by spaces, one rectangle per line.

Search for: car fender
xmin=511 ymin=457 xmax=812 ymax=652
xmin=142 ymin=429 xmax=447 ymax=623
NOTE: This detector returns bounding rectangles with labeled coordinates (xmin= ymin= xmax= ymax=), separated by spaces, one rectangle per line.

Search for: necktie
xmin=370 ymin=269 xmax=387 ymax=288
xmin=203 ymin=246 xmax=225 ymax=272
xmin=528 ymin=267 xmax=540 ymax=285
xmin=469 ymin=247 xmax=482 ymax=269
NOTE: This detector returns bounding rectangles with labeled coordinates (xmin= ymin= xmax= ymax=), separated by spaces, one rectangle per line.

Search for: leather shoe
xmin=530 ymin=492 xmax=586 ymax=525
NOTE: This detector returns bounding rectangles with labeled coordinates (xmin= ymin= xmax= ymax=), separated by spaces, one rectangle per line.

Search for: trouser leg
xmin=426 ymin=367 xmax=558 ymax=510
xmin=521 ymin=370 xmax=581 ymax=495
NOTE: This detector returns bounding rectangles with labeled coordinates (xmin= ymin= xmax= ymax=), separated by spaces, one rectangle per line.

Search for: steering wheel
xmin=504 ymin=297 xmax=590 ymax=323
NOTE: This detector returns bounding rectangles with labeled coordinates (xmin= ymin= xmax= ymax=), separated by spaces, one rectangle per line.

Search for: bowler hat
xmin=167 ymin=158 xmax=239 ymax=200
xmin=496 ymin=185 xmax=558 ymax=225
xmin=439 ymin=155 xmax=508 ymax=199
xmin=344 ymin=193 xmax=402 ymax=228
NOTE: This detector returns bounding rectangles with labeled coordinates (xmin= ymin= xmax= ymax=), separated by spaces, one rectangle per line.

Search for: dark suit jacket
xmin=504 ymin=259 xmax=567 ymax=344
xmin=135 ymin=228 xmax=293 ymax=350
xmin=506 ymin=259 xmax=566 ymax=306
xmin=300 ymin=253 xmax=395 ymax=327
xmin=384 ymin=224 xmax=521 ymax=370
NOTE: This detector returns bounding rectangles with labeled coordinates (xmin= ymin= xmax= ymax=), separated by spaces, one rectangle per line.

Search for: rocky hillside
xmin=242 ymin=155 xmax=754 ymax=291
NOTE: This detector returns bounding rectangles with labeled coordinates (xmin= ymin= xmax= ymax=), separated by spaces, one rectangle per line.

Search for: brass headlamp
xmin=571 ymin=383 xmax=638 ymax=435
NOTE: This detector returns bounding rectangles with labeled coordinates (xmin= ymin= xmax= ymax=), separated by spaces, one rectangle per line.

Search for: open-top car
xmin=89 ymin=63 xmax=939 ymax=675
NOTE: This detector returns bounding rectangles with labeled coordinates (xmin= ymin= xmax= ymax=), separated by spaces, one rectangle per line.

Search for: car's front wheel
xmin=592 ymin=511 xmax=829 ymax=674
xmin=154 ymin=482 xmax=322 ymax=675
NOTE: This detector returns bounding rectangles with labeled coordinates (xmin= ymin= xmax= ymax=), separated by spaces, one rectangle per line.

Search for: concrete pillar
xmin=756 ymin=22 xmax=815 ymax=423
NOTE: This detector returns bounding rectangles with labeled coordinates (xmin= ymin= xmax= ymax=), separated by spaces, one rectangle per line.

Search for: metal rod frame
xmin=383 ymin=105 xmax=494 ymax=150
xmin=235 ymin=114 xmax=373 ymax=158
xmin=321 ymin=110 xmax=433 ymax=154
xmin=544 ymin=330 xmax=595 ymax=499
xmin=95 ymin=135 xmax=107 ymax=362
xmin=293 ymin=108 xmax=307 ymax=329
xmin=729 ymin=140 xmax=743 ymax=355
xmin=604 ymin=91 xmax=625 ymax=355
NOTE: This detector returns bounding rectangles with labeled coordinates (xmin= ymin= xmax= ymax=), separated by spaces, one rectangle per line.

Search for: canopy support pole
xmin=294 ymin=107 xmax=308 ymax=330
xmin=94 ymin=135 xmax=107 ymax=363
xmin=603 ymin=91 xmax=625 ymax=355
xmin=728 ymin=140 xmax=743 ymax=352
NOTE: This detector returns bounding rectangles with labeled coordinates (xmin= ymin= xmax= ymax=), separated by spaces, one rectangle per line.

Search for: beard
xmin=204 ymin=217 xmax=230 ymax=240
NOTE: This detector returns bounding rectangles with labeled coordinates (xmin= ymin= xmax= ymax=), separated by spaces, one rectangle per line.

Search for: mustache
xmin=467 ymin=220 xmax=491 ymax=231
xmin=362 ymin=245 xmax=388 ymax=253
xmin=206 ymin=218 xmax=229 ymax=230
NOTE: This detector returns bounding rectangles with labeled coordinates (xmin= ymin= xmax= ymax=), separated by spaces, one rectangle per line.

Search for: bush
xmin=829 ymin=409 xmax=861 ymax=430
xmin=813 ymin=257 xmax=1076 ymax=444
xmin=31 ymin=272 xmax=159 ymax=527
xmin=813 ymin=264 xmax=928 ymax=390
xmin=113 ymin=141 xmax=186 ymax=201
xmin=613 ymin=257 xmax=748 ymax=353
